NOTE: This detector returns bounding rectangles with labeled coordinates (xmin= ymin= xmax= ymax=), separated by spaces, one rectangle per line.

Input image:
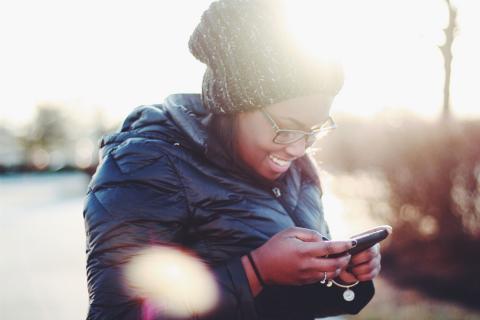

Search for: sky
xmin=0 ymin=0 xmax=479 ymax=129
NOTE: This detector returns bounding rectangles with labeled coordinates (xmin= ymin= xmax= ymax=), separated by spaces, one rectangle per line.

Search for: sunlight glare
xmin=281 ymin=0 xmax=460 ymax=121
xmin=1 ymin=0 xmax=480 ymax=127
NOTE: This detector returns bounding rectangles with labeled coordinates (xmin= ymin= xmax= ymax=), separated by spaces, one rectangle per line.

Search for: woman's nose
xmin=284 ymin=138 xmax=307 ymax=157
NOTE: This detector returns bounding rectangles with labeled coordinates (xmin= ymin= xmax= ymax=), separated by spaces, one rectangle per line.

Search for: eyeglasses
xmin=261 ymin=108 xmax=336 ymax=147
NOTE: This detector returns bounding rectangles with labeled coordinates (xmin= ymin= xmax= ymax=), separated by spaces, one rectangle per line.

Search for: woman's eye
xmin=277 ymin=131 xmax=302 ymax=143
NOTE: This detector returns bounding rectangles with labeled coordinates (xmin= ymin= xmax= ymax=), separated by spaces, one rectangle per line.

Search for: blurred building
xmin=0 ymin=127 xmax=24 ymax=168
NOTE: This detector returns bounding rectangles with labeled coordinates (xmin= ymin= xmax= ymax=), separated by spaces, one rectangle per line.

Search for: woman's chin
xmin=259 ymin=164 xmax=290 ymax=181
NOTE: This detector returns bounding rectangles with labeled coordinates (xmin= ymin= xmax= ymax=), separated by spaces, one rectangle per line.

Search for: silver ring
xmin=320 ymin=272 xmax=327 ymax=284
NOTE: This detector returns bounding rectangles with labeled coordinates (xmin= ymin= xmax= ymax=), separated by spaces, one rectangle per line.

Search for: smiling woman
xmin=83 ymin=1 xmax=383 ymax=319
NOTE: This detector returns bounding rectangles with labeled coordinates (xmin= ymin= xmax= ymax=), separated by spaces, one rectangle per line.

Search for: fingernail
xmin=352 ymin=240 xmax=357 ymax=247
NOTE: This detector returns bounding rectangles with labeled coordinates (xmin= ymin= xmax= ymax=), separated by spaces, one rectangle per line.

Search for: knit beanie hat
xmin=188 ymin=0 xmax=344 ymax=114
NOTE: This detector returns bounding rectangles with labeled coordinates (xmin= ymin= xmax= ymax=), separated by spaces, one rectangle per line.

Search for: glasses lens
xmin=271 ymin=117 xmax=336 ymax=147
xmin=274 ymin=131 xmax=305 ymax=144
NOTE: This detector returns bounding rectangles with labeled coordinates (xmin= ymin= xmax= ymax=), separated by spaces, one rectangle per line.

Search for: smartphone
xmin=328 ymin=226 xmax=392 ymax=258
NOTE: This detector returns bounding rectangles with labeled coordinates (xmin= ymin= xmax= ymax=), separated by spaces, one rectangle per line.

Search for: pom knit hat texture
xmin=188 ymin=0 xmax=344 ymax=114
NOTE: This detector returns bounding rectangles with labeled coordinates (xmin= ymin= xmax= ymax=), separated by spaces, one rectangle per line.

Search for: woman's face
xmin=235 ymin=93 xmax=335 ymax=181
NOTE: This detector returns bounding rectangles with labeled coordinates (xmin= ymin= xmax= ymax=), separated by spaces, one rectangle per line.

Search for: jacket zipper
xmin=271 ymin=185 xmax=304 ymax=228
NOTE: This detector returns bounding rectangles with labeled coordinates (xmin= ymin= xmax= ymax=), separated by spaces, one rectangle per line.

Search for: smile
xmin=268 ymin=154 xmax=291 ymax=167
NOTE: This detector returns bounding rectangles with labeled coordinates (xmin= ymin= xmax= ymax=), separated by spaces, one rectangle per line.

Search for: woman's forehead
xmin=265 ymin=94 xmax=333 ymax=127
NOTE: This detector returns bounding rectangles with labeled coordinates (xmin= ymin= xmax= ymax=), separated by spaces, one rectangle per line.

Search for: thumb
xmin=338 ymin=269 xmax=358 ymax=284
xmin=287 ymin=227 xmax=324 ymax=242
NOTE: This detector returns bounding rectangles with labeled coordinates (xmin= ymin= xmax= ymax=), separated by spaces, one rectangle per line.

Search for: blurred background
xmin=1 ymin=0 xmax=479 ymax=319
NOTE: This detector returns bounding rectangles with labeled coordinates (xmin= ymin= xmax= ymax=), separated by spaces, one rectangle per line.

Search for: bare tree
xmin=439 ymin=0 xmax=458 ymax=120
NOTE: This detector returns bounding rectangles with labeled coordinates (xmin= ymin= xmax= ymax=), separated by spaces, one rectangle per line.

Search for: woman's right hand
xmin=250 ymin=227 xmax=355 ymax=286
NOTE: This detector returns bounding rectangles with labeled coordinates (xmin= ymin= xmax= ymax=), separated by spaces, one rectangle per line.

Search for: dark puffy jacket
xmin=83 ymin=94 xmax=374 ymax=319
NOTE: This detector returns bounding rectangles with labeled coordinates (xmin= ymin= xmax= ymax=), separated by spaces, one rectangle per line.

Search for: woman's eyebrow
xmin=278 ymin=116 xmax=308 ymax=130
xmin=279 ymin=116 xmax=324 ymax=131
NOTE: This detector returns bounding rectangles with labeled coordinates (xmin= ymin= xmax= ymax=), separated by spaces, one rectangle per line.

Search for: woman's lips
xmin=268 ymin=154 xmax=292 ymax=173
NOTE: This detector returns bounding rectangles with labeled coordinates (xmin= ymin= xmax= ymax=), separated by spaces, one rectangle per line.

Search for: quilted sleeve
xmin=83 ymin=152 xmax=258 ymax=320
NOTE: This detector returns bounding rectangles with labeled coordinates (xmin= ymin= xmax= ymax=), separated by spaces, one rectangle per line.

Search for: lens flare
xmin=123 ymin=246 xmax=219 ymax=319
xmin=282 ymin=0 xmax=345 ymax=61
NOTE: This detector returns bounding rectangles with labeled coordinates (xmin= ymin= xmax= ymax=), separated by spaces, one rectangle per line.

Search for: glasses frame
xmin=260 ymin=108 xmax=336 ymax=147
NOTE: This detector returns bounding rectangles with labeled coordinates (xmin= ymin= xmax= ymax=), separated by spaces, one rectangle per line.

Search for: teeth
xmin=269 ymin=154 xmax=290 ymax=167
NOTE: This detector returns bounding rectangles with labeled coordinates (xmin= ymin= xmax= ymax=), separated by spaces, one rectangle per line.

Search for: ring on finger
xmin=320 ymin=272 xmax=327 ymax=284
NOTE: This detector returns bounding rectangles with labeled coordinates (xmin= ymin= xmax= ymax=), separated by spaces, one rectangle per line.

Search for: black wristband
xmin=247 ymin=252 xmax=266 ymax=287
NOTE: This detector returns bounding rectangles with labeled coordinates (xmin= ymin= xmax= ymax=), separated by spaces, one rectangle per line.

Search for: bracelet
xmin=247 ymin=252 xmax=266 ymax=287
xmin=329 ymin=279 xmax=359 ymax=288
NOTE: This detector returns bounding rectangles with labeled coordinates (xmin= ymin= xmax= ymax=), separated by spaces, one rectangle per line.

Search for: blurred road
xmin=0 ymin=173 xmax=90 ymax=319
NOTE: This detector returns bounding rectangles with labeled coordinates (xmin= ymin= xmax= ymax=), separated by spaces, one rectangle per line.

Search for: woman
xmin=83 ymin=0 xmax=381 ymax=319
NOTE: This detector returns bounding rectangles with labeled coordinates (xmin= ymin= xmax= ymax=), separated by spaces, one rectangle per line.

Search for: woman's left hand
xmin=336 ymin=243 xmax=381 ymax=284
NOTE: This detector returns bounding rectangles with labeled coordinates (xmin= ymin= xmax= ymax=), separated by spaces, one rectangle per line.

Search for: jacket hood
xmin=99 ymin=93 xmax=259 ymax=182
xmin=100 ymin=94 xmax=210 ymax=155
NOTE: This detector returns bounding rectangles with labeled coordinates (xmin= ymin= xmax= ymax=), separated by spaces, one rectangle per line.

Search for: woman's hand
xmin=337 ymin=243 xmax=382 ymax=284
xmin=248 ymin=227 xmax=356 ymax=287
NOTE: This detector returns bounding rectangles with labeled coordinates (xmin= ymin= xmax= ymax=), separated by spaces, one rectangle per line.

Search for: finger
xmin=337 ymin=269 xmax=358 ymax=284
xmin=287 ymin=227 xmax=325 ymax=243
xmin=351 ymin=244 xmax=380 ymax=265
xmin=351 ymin=225 xmax=392 ymax=238
xmin=308 ymin=255 xmax=351 ymax=272
xmin=303 ymin=240 xmax=355 ymax=257
xmin=350 ymin=255 xmax=381 ymax=276
xmin=355 ymin=265 xmax=381 ymax=282
xmin=299 ymin=270 xmax=339 ymax=285
xmin=324 ymin=270 xmax=342 ymax=280
xmin=309 ymin=268 xmax=342 ymax=282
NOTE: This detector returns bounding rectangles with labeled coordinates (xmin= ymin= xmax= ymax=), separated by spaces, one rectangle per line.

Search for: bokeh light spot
xmin=123 ymin=246 xmax=219 ymax=319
